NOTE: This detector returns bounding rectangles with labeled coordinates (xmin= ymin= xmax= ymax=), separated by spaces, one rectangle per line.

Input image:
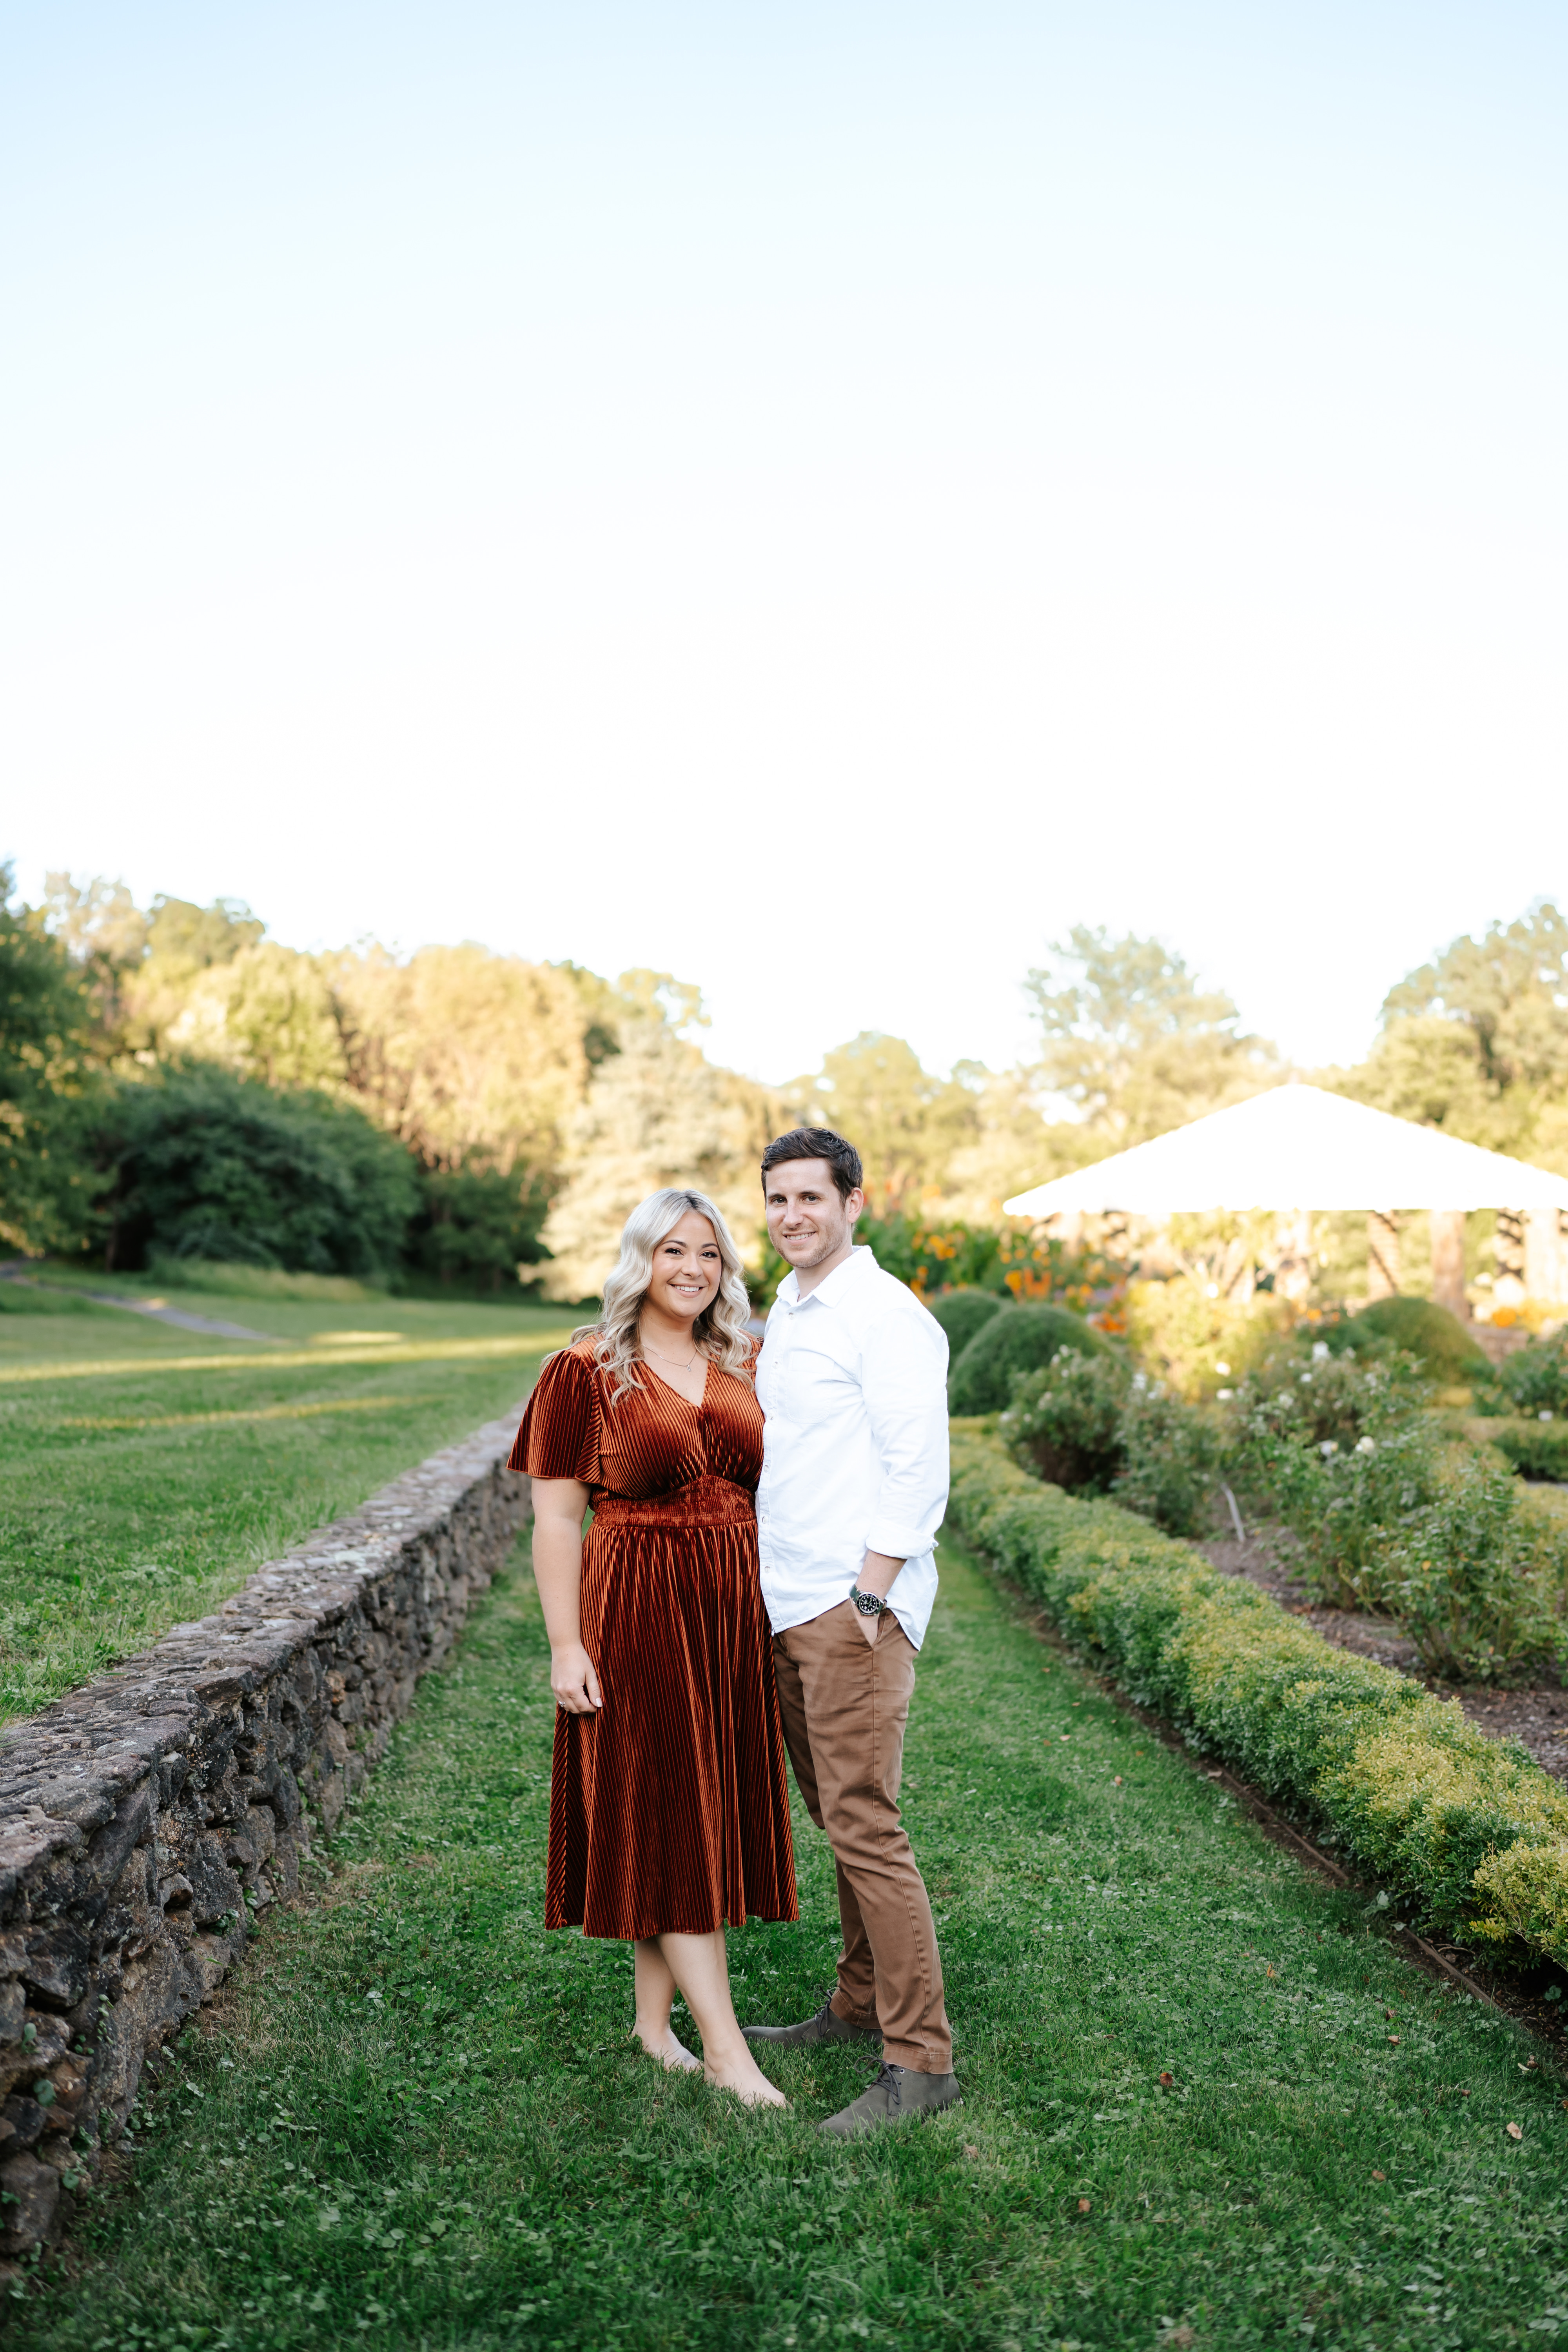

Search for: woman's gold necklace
xmin=644 ymin=1340 xmax=701 ymax=1370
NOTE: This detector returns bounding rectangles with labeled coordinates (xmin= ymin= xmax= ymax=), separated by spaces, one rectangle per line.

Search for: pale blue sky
xmin=5 ymin=3 xmax=1566 ymax=1082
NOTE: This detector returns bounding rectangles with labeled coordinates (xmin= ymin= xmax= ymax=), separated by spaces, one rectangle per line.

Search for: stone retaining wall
xmin=0 ymin=1412 xmax=531 ymax=2261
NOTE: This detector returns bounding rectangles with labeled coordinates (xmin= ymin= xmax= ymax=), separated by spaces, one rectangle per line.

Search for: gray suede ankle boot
xmin=820 ymin=2062 xmax=961 ymax=2136
xmin=742 ymin=1995 xmax=881 ymax=2051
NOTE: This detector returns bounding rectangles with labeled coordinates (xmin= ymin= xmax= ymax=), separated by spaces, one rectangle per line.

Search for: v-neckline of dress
xmin=641 ymin=1356 xmax=711 ymax=1413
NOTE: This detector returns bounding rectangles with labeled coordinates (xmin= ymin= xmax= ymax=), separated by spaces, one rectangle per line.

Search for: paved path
xmin=0 ymin=1263 xmax=283 ymax=1343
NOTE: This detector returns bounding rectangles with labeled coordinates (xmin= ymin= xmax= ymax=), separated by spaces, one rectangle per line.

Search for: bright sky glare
xmin=5 ymin=2 xmax=1565 ymax=1085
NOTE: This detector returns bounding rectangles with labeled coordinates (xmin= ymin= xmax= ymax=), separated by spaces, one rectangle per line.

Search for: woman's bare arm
xmin=530 ymin=1477 xmax=602 ymax=1713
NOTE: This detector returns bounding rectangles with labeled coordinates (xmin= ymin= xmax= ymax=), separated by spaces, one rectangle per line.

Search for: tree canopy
xmin=539 ymin=1019 xmax=777 ymax=1301
xmin=792 ymin=1031 xmax=975 ymax=1215
xmin=1025 ymin=926 xmax=1279 ymax=1144
xmin=0 ymin=866 xmax=99 ymax=1252
xmin=16 ymin=867 xmax=1568 ymax=1293
xmin=1336 ymin=902 xmax=1568 ymax=1170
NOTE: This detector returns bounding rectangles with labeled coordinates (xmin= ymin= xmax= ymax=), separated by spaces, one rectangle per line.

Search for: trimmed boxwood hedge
xmin=945 ymin=1419 xmax=1568 ymax=1966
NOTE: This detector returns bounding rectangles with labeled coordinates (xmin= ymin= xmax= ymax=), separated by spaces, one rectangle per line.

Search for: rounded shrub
xmin=1499 ymin=1330 xmax=1568 ymax=1420
xmin=1347 ymin=1296 xmax=1489 ymax=1384
xmin=948 ymin=1301 xmax=1110 ymax=1415
xmin=926 ymin=1287 xmax=1006 ymax=1361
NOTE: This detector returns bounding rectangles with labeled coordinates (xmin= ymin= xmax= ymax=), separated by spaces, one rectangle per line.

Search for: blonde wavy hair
xmin=573 ymin=1188 xmax=756 ymax=1400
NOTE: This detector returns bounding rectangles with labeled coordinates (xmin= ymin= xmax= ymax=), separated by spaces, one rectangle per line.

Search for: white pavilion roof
xmin=1002 ymin=1083 xmax=1568 ymax=1218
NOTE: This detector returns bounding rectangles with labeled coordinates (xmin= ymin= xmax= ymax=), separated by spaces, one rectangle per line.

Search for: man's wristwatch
xmin=849 ymin=1585 xmax=889 ymax=1617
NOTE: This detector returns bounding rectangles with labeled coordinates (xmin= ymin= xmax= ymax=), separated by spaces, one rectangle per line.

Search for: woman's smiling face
xmin=646 ymin=1210 xmax=722 ymax=1324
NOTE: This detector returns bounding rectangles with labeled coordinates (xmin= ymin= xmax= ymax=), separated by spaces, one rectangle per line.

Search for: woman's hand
xmin=551 ymin=1641 xmax=603 ymax=1714
xmin=532 ymin=1477 xmax=595 ymax=1712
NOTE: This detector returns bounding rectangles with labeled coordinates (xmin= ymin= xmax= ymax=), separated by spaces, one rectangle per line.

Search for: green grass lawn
xmin=0 ymin=1284 xmax=576 ymax=1720
xmin=26 ymin=1530 xmax=1568 ymax=2351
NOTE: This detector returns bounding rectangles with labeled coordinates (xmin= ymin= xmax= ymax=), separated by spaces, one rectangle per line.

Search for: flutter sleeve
xmin=508 ymin=1348 xmax=602 ymax=1484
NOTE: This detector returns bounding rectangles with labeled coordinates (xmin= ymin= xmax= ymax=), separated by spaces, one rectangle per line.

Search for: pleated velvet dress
xmin=511 ymin=1340 xmax=797 ymax=1942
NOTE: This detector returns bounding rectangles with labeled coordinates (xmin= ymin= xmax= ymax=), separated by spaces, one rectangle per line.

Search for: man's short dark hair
xmin=760 ymin=1127 xmax=863 ymax=1201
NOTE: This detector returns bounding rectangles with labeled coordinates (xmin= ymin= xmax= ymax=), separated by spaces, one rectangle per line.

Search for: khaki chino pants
xmin=772 ymin=1600 xmax=952 ymax=2074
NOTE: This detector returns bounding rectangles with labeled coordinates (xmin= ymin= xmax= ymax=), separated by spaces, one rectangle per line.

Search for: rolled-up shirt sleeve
xmin=861 ymin=1306 xmax=950 ymax=1562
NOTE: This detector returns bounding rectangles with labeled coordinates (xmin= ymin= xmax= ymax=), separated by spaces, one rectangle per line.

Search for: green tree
xmin=1339 ymin=902 xmax=1568 ymax=1167
xmin=42 ymin=872 xmax=150 ymax=1059
xmin=792 ymin=1032 xmax=977 ymax=1214
xmin=1025 ymin=926 xmax=1279 ymax=1144
xmin=122 ymin=894 xmax=267 ymax=1056
xmin=330 ymin=942 xmax=598 ymax=1185
xmin=0 ymin=864 xmax=101 ymax=1252
xmin=96 ymin=1065 xmax=419 ymax=1278
xmin=413 ymin=1166 xmax=552 ymax=1290
xmin=40 ymin=884 xmax=699 ymax=1275
xmin=540 ymin=1019 xmax=777 ymax=1301
xmin=940 ymin=1062 xmax=1106 ymax=1222
xmin=167 ymin=940 xmax=348 ymax=1090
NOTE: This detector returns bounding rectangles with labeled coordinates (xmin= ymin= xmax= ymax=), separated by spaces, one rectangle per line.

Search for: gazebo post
xmin=1367 ymin=1211 xmax=1401 ymax=1300
xmin=1430 ymin=1210 xmax=1467 ymax=1319
xmin=1525 ymin=1209 xmax=1564 ymax=1305
xmin=1276 ymin=1209 xmax=1312 ymax=1302
xmin=1494 ymin=1210 xmax=1527 ymax=1311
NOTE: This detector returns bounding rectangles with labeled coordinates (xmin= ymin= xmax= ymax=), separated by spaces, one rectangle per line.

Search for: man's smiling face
xmin=763 ymin=1159 xmax=864 ymax=1272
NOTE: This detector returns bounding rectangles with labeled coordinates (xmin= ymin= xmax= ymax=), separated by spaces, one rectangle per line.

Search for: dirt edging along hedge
xmin=946 ymin=1420 xmax=1568 ymax=1971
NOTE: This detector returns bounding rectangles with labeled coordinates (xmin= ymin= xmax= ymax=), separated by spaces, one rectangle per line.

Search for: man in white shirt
xmin=743 ymin=1127 xmax=958 ymax=2135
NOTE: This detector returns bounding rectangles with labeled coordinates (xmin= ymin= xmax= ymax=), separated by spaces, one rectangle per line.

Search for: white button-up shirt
xmin=755 ymin=1245 xmax=950 ymax=1649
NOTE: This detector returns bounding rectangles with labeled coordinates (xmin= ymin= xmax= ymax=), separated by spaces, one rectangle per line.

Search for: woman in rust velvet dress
xmin=512 ymin=1186 xmax=795 ymax=2105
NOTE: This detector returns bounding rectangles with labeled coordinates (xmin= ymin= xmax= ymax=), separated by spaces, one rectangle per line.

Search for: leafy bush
xmin=1226 ymin=1350 xmax=1568 ymax=1678
xmin=1233 ymin=1344 xmax=1424 ymax=1457
xmin=96 ymin=1066 xmax=420 ymax=1280
xmin=1494 ymin=1329 xmax=1568 ymax=1421
xmin=1226 ymin=1350 xmax=1434 ymax=1599
xmin=946 ymin=1423 xmax=1568 ymax=1962
xmin=1002 ymin=1353 xmax=1221 ymax=1537
xmin=1383 ymin=1449 xmax=1566 ymax=1684
xmin=1122 ymin=1274 xmax=1288 ymax=1401
xmin=1115 ymin=1381 xmax=1221 ymax=1539
xmin=1342 ymin=1296 xmax=1490 ymax=1385
xmin=855 ymin=1213 xmax=1015 ymax=1295
xmin=948 ymin=1301 xmax=1111 ymax=1415
xmin=1002 ymin=1351 xmax=1127 ymax=1494
xmin=411 ymin=1166 xmax=550 ymax=1290
xmin=1478 ymin=1416 xmax=1568 ymax=1481
xmin=1242 ymin=1419 xmax=1443 ymax=1614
